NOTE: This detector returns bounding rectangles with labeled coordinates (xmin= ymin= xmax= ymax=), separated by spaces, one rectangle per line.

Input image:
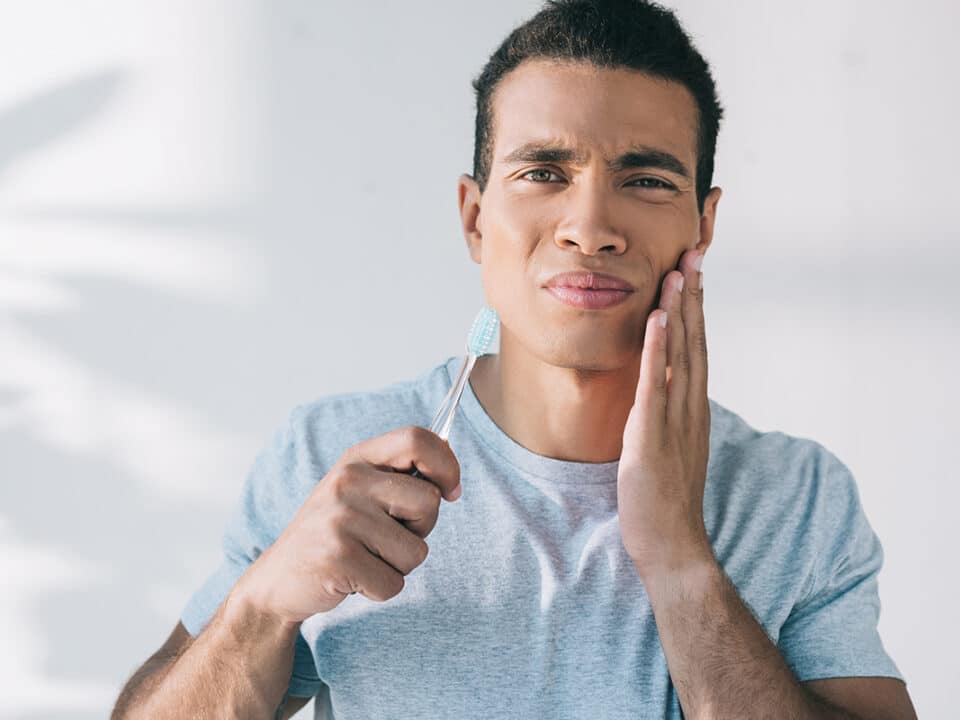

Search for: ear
xmin=695 ymin=186 xmax=722 ymax=257
xmin=458 ymin=173 xmax=483 ymax=265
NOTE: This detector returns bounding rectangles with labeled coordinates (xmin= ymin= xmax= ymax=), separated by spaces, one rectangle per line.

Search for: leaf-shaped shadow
xmin=0 ymin=65 xmax=263 ymax=717
xmin=0 ymin=68 xmax=126 ymax=181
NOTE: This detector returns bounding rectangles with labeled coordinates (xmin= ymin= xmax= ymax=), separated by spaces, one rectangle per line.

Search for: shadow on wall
xmin=0 ymin=71 xmax=124 ymax=179
xmin=0 ymin=69 xmax=267 ymax=717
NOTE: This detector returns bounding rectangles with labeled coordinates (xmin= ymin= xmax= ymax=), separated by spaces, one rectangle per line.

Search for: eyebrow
xmin=501 ymin=141 xmax=691 ymax=180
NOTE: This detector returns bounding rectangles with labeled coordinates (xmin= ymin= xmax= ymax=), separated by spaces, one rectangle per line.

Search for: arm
xmin=112 ymin=423 xmax=462 ymax=719
xmin=111 ymin=586 xmax=305 ymax=720
xmin=617 ymin=249 xmax=916 ymax=720
xmin=641 ymin=557 xmax=916 ymax=720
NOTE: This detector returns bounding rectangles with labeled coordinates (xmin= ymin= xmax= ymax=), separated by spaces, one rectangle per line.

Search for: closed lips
xmin=544 ymin=272 xmax=635 ymax=291
xmin=543 ymin=271 xmax=635 ymax=311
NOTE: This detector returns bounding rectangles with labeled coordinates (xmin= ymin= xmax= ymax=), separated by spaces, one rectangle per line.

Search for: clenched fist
xmin=234 ymin=425 xmax=462 ymax=624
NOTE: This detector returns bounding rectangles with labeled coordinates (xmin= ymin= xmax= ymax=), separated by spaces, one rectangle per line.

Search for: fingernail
xmin=676 ymin=275 xmax=684 ymax=293
xmin=692 ymin=253 xmax=704 ymax=272
xmin=698 ymin=271 xmax=704 ymax=290
xmin=658 ymin=312 xmax=667 ymax=328
xmin=450 ymin=484 xmax=462 ymax=501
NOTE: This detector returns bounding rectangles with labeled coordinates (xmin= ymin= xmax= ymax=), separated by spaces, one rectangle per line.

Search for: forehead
xmin=489 ymin=59 xmax=699 ymax=168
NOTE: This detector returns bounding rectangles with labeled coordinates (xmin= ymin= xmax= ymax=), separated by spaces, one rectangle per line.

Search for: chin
xmin=498 ymin=297 xmax=645 ymax=370
xmin=536 ymin=332 xmax=638 ymax=373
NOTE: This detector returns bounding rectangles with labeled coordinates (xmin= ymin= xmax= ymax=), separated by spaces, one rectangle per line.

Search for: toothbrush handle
xmin=345 ymin=356 xmax=481 ymax=595
xmin=409 ymin=353 xmax=477 ymax=479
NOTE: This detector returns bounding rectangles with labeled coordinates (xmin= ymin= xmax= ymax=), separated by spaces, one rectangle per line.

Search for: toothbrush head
xmin=466 ymin=305 xmax=499 ymax=356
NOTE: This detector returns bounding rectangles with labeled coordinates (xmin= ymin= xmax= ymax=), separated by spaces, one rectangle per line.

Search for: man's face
xmin=459 ymin=58 xmax=721 ymax=372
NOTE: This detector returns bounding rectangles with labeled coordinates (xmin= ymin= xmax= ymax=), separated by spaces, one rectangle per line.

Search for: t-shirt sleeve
xmin=180 ymin=405 xmax=325 ymax=698
xmin=777 ymin=450 xmax=904 ymax=683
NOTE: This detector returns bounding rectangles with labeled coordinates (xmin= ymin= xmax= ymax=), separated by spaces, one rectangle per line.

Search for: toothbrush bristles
xmin=466 ymin=305 xmax=499 ymax=356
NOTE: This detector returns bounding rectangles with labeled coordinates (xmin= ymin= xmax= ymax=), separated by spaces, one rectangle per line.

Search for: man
xmin=112 ymin=1 xmax=917 ymax=718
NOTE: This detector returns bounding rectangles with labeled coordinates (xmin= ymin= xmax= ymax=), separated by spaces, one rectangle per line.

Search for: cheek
xmin=479 ymin=243 xmax=528 ymax=312
xmin=478 ymin=207 xmax=542 ymax=299
xmin=484 ymin=203 xmax=546 ymax=256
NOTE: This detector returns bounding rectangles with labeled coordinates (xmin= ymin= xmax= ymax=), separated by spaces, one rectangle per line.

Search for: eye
xmin=628 ymin=177 xmax=676 ymax=190
xmin=521 ymin=168 xmax=564 ymax=183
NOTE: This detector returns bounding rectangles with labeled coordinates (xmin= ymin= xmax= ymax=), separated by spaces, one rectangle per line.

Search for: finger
xmin=368 ymin=471 xmax=442 ymax=538
xmin=634 ymin=307 xmax=669 ymax=442
xmin=661 ymin=270 xmax=688 ymax=429
xmin=343 ymin=542 xmax=406 ymax=602
xmin=680 ymin=251 xmax=708 ymax=415
xmin=346 ymin=507 xmax=431 ymax=576
xmin=348 ymin=425 xmax=462 ymax=502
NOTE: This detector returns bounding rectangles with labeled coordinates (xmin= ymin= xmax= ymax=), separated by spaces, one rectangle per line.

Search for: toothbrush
xmin=409 ymin=305 xmax=499 ymax=479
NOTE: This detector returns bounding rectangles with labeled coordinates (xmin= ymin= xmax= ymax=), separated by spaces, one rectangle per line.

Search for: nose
xmin=553 ymin=180 xmax=627 ymax=255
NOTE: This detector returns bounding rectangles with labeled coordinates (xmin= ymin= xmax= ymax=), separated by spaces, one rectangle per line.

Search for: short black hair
xmin=471 ymin=0 xmax=723 ymax=215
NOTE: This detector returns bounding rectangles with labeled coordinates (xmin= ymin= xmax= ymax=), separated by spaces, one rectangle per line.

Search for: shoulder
xmin=705 ymin=400 xmax=878 ymax=603
xmin=706 ymin=398 xmax=867 ymax=562
xmin=707 ymin=397 xmax=859 ymax=503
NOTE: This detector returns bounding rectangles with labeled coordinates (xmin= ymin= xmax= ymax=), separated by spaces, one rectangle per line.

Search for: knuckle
xmin=693 ymin=330 xmax=708 ymax=355
xmin=412 ymin=492 xmax=440 ymax=525
xmin=449 ymin=455 xmax=461 ymax=488
xmin=326 ymin=464 xmax=356 ymax=501
xmin=425 ymin=482 xmax=442 ymax=503
xmin=342 ymin=442 xmax=361 ymax=462
xmin=400 ymin=425 xmax=430 ymax=468
xmin=388 ymin=572 xmax=405 ymax=598
xmin=354 ymin=459 xmax=376 ymax=487
xmin=401 ymin=424 xmax=429 ymax=448
xmin=326 ymin=505 xmax=355 ymax=536
xmin=413 ymin=539 xmax=429 ymax=566
xmin=421 ymin=508 xmax=440 ymax=536
xmin=373 ymin=572 xmax=405 ymax=601
xmin=654 ymin=374 xmax=667 ymax=394
xmin=329 ymin=476 xmax=350 ymax=503
xmin=344 ymin=458 xmax=369 ymax=477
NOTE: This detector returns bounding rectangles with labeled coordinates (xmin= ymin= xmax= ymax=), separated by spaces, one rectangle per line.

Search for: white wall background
xmin=0 ymin=1 xmax=956 ymax=718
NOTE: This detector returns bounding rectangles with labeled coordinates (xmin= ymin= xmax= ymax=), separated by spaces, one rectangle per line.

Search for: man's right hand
xmin=233 ymin=424 xmax=462 ymax=625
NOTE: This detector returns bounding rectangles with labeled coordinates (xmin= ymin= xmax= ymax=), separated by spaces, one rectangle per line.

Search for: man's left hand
xmin=618 ymin=248 xmax=713 ymax=580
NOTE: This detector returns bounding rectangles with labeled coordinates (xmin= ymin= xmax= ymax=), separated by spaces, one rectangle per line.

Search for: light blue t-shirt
xmin=182 ymin=354 xmax=903 ymax=719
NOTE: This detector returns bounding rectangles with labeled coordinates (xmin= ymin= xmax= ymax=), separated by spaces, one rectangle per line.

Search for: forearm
xmin=641 ymin=558 xmax=859 ymax=720
xmin=113 ymin=585 xmax=300 ymax=720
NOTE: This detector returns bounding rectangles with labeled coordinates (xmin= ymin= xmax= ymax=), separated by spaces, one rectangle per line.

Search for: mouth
xmin=543 ymin=270 xmax=636 ymax=310
xmin=544 ymin=271 xmax=636 ymax=292
xmin=544 ymin=286 xmax=633 ymax=310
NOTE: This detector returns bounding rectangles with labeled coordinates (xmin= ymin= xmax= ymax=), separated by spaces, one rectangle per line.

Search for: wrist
xmin=638 ymin=556 xmax=722 ymax=610
xmin=224 ymin=575 xmax=303 ymax=646
xmin=203 ymin=580 xmax=302 ymax=718
xmin=631 ymin=541 xmax=717 ymax=589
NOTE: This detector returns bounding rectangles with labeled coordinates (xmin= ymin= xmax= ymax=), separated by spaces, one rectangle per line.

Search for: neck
xmin=469 ymin=341 xmax=640 ymax=464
